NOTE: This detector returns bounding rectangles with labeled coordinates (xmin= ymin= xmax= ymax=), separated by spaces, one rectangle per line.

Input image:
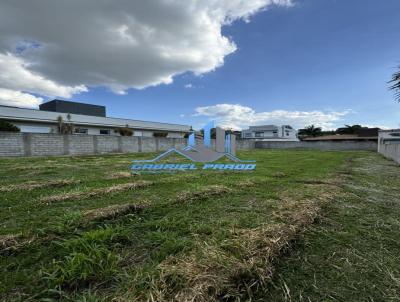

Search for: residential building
xmin=241 ymin=125 xmax=298 ymax=141
xmin=0 ymin=100 xmax=191 ymax=138
xmin=378 ymin=129 xmax=400 ymax=150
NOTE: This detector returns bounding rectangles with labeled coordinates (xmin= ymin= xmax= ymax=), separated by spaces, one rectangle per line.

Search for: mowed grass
xmin=0 ymin=150 xmax=382 ymax=301
xmin=262 ymin=153 xmax=400 ymax=301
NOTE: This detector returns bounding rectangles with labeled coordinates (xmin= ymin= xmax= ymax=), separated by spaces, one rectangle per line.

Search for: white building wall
xmin=242 ymin=125 xmax=298 ymax=141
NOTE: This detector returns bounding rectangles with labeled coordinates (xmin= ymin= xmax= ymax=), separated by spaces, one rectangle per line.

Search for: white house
xmin=0 ymin=100 xmax=191 ymax=138
xmin=241 ymin=125 xmax=298 ymax=141
xmin=378 ymin=129 xmax=400 ymax=151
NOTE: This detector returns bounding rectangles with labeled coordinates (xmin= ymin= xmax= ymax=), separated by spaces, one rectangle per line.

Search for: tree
xmin=298 ymin=125 xmax=322 ymax=137
xmin=0 ymin=120 xmax=20 ymax=132
xmin=389 ymin=67 xmax=400 ymax=102
xmin=336 ymin=124 xmax=362 ymax=135
xmin=57 ymin=116 xmax=74 ymax=134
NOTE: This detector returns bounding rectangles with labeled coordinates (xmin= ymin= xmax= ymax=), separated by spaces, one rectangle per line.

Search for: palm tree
xmin=298 ymin=125 xmax=322 ymax=137
xmin=336 ymin=124 xmax=362 ymax=135
xmin=389 ymin=67 xmax=400 ymax=102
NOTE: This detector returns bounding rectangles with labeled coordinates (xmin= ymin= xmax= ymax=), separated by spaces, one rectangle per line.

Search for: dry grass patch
xmin=83 ymin=202 xmax=150 ymax=222
xmin=0 ymin=234 xmax=38 ymax=253
xmin=176 ymin=185 xmax=231 ymax=203
xmin=40 ymin=180 xmax=153 ymax=204
xmin=273 ymin=172 xmax=287 ymax=178
xmin=105 ymin=172 xmax=133 ymax=180
xmin=0 ymin=179 xmax=79 ymax=193
xmin=236 ymin=179 xmax=258 ymax=188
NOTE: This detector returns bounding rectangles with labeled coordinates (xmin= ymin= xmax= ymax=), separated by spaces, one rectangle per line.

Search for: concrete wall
xmin=254 ymin=140 xmax=378 ymax=151
xmin=378 ymin=143 xmax=400 ymax=164
xmin=0 ymin=133 xmax=187 ymax=157
xmin=0 ymin=133 xmax=379 ymax=157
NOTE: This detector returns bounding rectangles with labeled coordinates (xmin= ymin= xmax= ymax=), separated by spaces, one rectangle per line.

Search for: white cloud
xmin=184 ymin=83 xmax=194 ymax=89
xmin=0 ymin=0 xmax=292 ymax=108
xmin=0 ymin=88 xmax=43 ymax=108
xmin=0 ymin=53 xmax=87 ymax=99
xmin=194 ymin=103 xmax=352 ymax=130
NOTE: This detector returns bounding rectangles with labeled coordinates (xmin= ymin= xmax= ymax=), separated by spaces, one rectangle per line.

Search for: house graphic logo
xmin=131 ymin=121 xmax=256 ymax=172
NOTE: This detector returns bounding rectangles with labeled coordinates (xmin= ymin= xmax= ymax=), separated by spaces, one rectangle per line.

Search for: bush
xmin=116 ymin=125 xmax=133 ymax=136
xmin=0 ymin=120 xmax=20 ymax=132
xmin=153 ymin=132 xmax=168 ymax=138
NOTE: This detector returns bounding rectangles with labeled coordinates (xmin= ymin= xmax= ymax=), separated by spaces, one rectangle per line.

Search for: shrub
xmin=116 ymin=125 xmax=133 ymax=136
xmin=0 ymin=120 xmax=20 ymax=132
xmin=153 ymin=132 xmax=168 ymax=138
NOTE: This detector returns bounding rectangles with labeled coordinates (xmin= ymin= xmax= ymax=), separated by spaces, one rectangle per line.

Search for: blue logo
xmin=132 ymin=121 xmax=256 ymax=173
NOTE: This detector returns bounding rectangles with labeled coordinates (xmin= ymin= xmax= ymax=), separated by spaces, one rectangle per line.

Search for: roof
xmin=247 ymin=125 xmax=278 ymax=131
xmin=39 ymin=100 xmax=106 ymax=117
xmin=379 ymin=129 xmax=400 ymax=133
xmin=0 ymin=105 xmax=191 ymax=132
xmin=303 ymin=134 xmax=378 ymax=141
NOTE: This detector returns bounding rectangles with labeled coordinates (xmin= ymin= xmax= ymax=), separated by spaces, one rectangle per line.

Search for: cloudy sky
xmin=0 ymin=0 xmax=399 ymax=130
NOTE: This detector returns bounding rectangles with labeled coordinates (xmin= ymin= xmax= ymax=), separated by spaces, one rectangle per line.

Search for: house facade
xmin=378 ymin=129 xmax=400 ymax=150
xmin=0 ymin=100 xmax=191 ymax=138
xmin=241 ymin=125 xmax=298 ymax=141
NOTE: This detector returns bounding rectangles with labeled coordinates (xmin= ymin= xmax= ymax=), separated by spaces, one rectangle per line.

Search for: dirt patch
xmin=176 ymin=185 xmax=231 ymax=203
xmin=0 ymin=179 xmax=79 ymax=193
xmin=83 ymin=202 xmax=150 ymax=222
xmin=40 ymin=180 xmax=153 ymax=204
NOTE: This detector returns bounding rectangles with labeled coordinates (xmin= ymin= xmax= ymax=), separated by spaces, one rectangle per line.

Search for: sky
xmin=0 ymin=0 xmax=399 ymax=130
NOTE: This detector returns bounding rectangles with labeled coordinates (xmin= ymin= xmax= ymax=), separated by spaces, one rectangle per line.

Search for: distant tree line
xmin=298 ymin=124 xmax=376 ymax=138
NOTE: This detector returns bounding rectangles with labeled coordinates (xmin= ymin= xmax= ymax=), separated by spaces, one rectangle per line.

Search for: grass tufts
xmin=43 ymin=227 xmax=127 ymax=290
xmin=83 ymin=202 xmax=149 ymax=222
xmin=40 ymin=180 xmax=153 ymax=203
xmin=143 ymin=197 xmax=323 ymax=302
xmin=176 ymin=185 xmax=231 ymax=203
xmin=273 ymin=172 xmax=287 ymax=178
xmin=0 ymin=179 xmax=79 ymax=192
xmin=104 ymin=171 xmax=133 ymax=180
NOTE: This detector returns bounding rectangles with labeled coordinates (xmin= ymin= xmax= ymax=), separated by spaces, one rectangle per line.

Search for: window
xmin=286 ymin=131 xmax=290 ymax=136
xmin=100 ymin=129 xmax=110 ymax=135
xmin=74 ymin=128 xmax=88 ymax=134
xmin=244 ymin=133 xmax=252 ymax=138
xmin=19 ymin=126 xmax=51 ymax=133
xmin=255 ymin=132 xmax=264 ymax=138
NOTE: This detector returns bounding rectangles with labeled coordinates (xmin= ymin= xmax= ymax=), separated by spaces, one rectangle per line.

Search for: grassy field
xmin=0 ymin=150 xmax=399 ymax=301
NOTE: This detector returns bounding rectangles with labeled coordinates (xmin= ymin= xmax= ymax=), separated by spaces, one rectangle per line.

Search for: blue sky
xmin=1 ymin=0 xmax=399 ymax=130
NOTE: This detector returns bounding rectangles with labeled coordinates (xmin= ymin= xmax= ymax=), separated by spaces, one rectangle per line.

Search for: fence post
xmin=23 ymin=133 xmax=32 ymax=156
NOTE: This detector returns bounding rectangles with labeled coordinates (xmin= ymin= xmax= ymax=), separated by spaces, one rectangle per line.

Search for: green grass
xmin=0 ymin=150 xmax=398 ymax=301
xmin=261 ymin=153 xmax=400 ymax=301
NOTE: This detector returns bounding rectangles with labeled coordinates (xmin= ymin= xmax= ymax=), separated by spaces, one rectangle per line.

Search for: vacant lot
xmin=0 ymin=150 xmax=399 ymax=301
